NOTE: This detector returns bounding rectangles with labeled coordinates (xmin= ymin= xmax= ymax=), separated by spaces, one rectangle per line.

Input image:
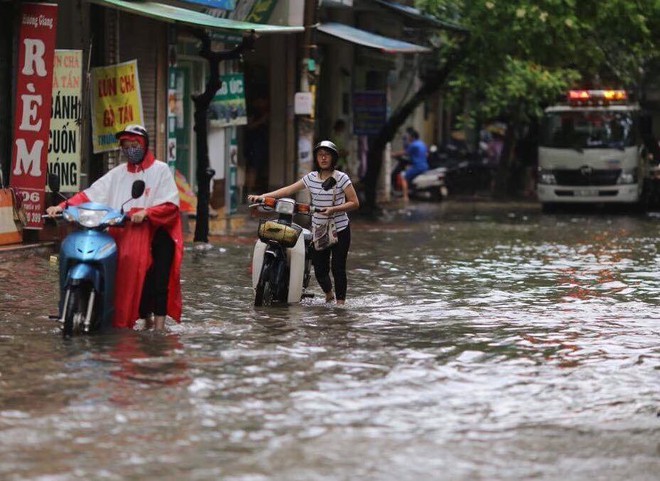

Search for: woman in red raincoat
xmin=46 ymin=124 xmax=183 ymax=330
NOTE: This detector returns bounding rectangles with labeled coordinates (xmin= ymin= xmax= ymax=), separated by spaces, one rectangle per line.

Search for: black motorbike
xmin=433 ymin=145 xmax=494 ymax=196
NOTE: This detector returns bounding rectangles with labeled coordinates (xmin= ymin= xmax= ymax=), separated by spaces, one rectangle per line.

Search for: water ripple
xmin=1 ymin=208 xmax=660 ymax=480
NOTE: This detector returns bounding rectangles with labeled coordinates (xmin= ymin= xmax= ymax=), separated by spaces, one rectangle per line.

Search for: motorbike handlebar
xmin=249 ymin=196 xmax=326 ymax=214
xmin=42 ymin=211 xmax=131 ymax=227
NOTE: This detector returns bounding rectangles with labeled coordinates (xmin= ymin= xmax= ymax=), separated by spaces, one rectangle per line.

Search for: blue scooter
xmin=46 ymin=175 xmax=145 ymax=337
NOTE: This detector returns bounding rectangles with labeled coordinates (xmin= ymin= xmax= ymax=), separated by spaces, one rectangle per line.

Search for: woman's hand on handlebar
xmin=248 ymin=194 xmax=264 ymax=204
xmin=46 ymin=205 xmax=63 ymax=217
xmin=130 ymin=209 xmax=148 ymax=224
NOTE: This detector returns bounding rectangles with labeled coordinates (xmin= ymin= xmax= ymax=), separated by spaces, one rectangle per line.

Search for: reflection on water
xmin=1 ymin=203 xmax=659 ymax=481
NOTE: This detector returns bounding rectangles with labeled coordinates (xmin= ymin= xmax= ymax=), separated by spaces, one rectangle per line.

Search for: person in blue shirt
xmin=394 ymin=129 xmax=428 ymax=202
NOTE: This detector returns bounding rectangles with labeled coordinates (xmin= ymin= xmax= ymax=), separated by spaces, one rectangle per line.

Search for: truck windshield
xmin=540 ymin=111 xmax=635 ymax=149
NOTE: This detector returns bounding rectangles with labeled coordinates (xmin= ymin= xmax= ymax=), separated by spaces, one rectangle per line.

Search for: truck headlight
xmin=617 ymin=169 xmax=636 ymax=185
xmin=538 ymin=169 xmax=557 ymax=185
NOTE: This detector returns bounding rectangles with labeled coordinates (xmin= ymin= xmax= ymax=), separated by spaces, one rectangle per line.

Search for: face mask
xmin=122 ymin=145 xmax=145 ymax=164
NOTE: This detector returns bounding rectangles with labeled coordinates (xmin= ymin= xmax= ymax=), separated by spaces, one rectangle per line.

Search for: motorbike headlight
xmin=538 ymin=169 xmax=557 ymax=185
xmin=78 ymin=208 xmax=106 ymax=228
xmin=275 ymin=199 xmax=295 ymax=215
xmin=617 ymin=169 xmax=636 ymax=185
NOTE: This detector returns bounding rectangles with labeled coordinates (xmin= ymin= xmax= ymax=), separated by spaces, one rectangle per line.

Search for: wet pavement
xmin=1 ymin=200 xmax=659 ymax=481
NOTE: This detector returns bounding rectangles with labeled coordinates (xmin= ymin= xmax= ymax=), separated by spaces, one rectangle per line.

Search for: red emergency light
xmin=568 ymin=89 xmax=628 ymax=105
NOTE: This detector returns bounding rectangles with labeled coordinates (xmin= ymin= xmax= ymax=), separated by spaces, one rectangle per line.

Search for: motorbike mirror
xmin=321 ymin=176 xmax=337 ymax=191
xmin=120 ymin=180 xmax=146 ymax=214
xmin=48 ymin=173 xmax=61 ymax=194
xmin=131 ymin=180 xmax=146 ymax=199
xmin=47 ymin=173 xmax=69 ymax=204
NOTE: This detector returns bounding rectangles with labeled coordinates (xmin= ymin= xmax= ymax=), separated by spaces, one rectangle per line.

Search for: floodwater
xmin=1 ymin=201 xmax=659 ymax=481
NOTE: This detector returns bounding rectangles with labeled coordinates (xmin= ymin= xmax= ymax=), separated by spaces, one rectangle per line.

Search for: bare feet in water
xmin=143 ymin=315 xmax=166 ymax=331
xmin=153 ymin=315 xmax=166 ymax=330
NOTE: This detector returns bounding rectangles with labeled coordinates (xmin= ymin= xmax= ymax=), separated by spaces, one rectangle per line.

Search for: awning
xmin=175 ymin=0 xmax=234 ymax=8
xmin=316 ymin=22 xmax=431 ymax=54
xmin=90 ymin=0 xmax=304 ymax=34
xmin=374 ymin=0 xmax=468 ymax=32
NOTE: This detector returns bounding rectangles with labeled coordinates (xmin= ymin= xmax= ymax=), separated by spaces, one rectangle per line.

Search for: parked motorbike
xmin=434 ymin=144 xmax=493 ymax=196
xmin=391 ymin=152 xmax=448 ymax=201
xmin=45 ymin=175 xmax=145 ymax=337
xmin=250 ymin=195 xmax=326 ymax=307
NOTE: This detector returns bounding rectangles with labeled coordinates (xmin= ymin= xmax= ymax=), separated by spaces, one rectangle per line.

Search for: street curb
xmin=0 ymin=241 xmax=57 ymax=259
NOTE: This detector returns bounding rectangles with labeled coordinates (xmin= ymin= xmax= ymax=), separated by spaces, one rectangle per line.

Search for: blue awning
xmin=91 ymin=0 xmax=303 ymax=34
xmin=175 ymin=0 xmax=235 ymax=9
xmin=316 ymin=22 xmax=431 ymax=54
xmin=374 ymin=0 xmax=468 ymax=32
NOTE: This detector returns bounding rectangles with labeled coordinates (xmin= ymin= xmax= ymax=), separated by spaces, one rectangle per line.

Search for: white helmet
xmin=115 ymin=124 xmax=149 ymax=148
xmin=313 ymin=140 xmax=339 ymax=162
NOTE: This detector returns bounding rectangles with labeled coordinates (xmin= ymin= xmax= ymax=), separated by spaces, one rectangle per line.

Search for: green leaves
xmin=420 ymin=0 xmax=659 ymax=123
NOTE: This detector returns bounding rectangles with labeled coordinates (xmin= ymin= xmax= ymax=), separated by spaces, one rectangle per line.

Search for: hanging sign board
xmin=90 ymin=60 xmax=144 ymax=153
xmin=353 ymin=91 xmax=387 ymax=135
xmin=48 ymin=50 xmax=82 ymax=193
xmin=210 ymin=73 xmax=247 ymax=128
xmin=10 ymin=2 xmax=59 ymax=230
xmin=294 ymin=92 xmax=313 ymax=115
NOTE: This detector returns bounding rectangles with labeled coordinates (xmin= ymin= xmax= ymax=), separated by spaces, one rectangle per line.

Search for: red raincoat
xmin=61 ymin=151 xmax=183 ymax=328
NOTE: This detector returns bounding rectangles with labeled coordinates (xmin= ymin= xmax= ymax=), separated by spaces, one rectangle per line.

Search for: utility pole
xmin=295 ymin=0 xmax=318 ymax=187
xmin=188 ymin=29 xmax=256 ymax=245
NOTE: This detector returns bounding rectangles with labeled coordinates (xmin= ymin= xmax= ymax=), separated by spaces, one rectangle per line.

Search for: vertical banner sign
xmin=90 ymin=60 xmax=143 ymax=153
xmin=228 ymin=134 xmax=238 ymax=215
xmin=48 ymin=50 xmax=82 ymax=193
xmin=167 ymin=67 xmax=178 ymax=173
xmin=10 ymin=2 xmax=58 ymax=230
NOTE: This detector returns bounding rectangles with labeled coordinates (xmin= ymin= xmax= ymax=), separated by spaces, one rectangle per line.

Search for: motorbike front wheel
xmin=62 ymin=284 xmax=95 ymax=338
xmin=254 ymin=258 xmax=275 ymax=307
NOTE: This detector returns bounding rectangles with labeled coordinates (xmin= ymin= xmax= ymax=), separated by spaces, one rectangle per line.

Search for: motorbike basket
xmin=258 ymin=220 xmax=302 ymax=248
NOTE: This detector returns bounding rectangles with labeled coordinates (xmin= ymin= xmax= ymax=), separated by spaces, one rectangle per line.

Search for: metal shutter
xmin=118 ymin=13 xmax=164 ymax=148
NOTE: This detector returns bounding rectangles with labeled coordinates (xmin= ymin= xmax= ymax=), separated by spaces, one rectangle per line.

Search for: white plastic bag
xmin=312 ymin=217 xmax=338 ymax=251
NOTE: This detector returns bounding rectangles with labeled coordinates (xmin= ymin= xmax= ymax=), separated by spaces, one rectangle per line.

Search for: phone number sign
xmin=10 ymin=2 xmax=59 ymax=230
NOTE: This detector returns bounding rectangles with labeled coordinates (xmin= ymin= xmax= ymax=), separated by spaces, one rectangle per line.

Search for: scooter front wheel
xmin=254 ymin=258 xmax=275 ymax=307
xmin=62 ymin=285 xmax=94 ymax=338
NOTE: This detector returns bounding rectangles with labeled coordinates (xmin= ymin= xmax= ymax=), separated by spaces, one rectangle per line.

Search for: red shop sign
xmin=10 ymin=2 xmax=58 ymax=230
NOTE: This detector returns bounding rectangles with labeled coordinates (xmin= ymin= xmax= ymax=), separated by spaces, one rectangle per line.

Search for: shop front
xmin=1 ymin=0 xmax=304 ymax=241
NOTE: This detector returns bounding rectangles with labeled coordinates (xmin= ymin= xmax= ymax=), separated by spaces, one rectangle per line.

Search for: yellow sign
xmin=48 ymin=50 xmax=83 ymax=192
xmin=90 ymin=60 xmax=143 ymax=153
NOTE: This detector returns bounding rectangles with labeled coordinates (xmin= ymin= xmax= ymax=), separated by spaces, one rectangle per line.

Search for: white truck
xmin=537 ymin=89 xmax=646 ymax=211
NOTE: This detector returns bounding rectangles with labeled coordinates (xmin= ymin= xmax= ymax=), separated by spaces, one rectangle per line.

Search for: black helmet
xmin=313 ymin=140 xmax=339 ymax=163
